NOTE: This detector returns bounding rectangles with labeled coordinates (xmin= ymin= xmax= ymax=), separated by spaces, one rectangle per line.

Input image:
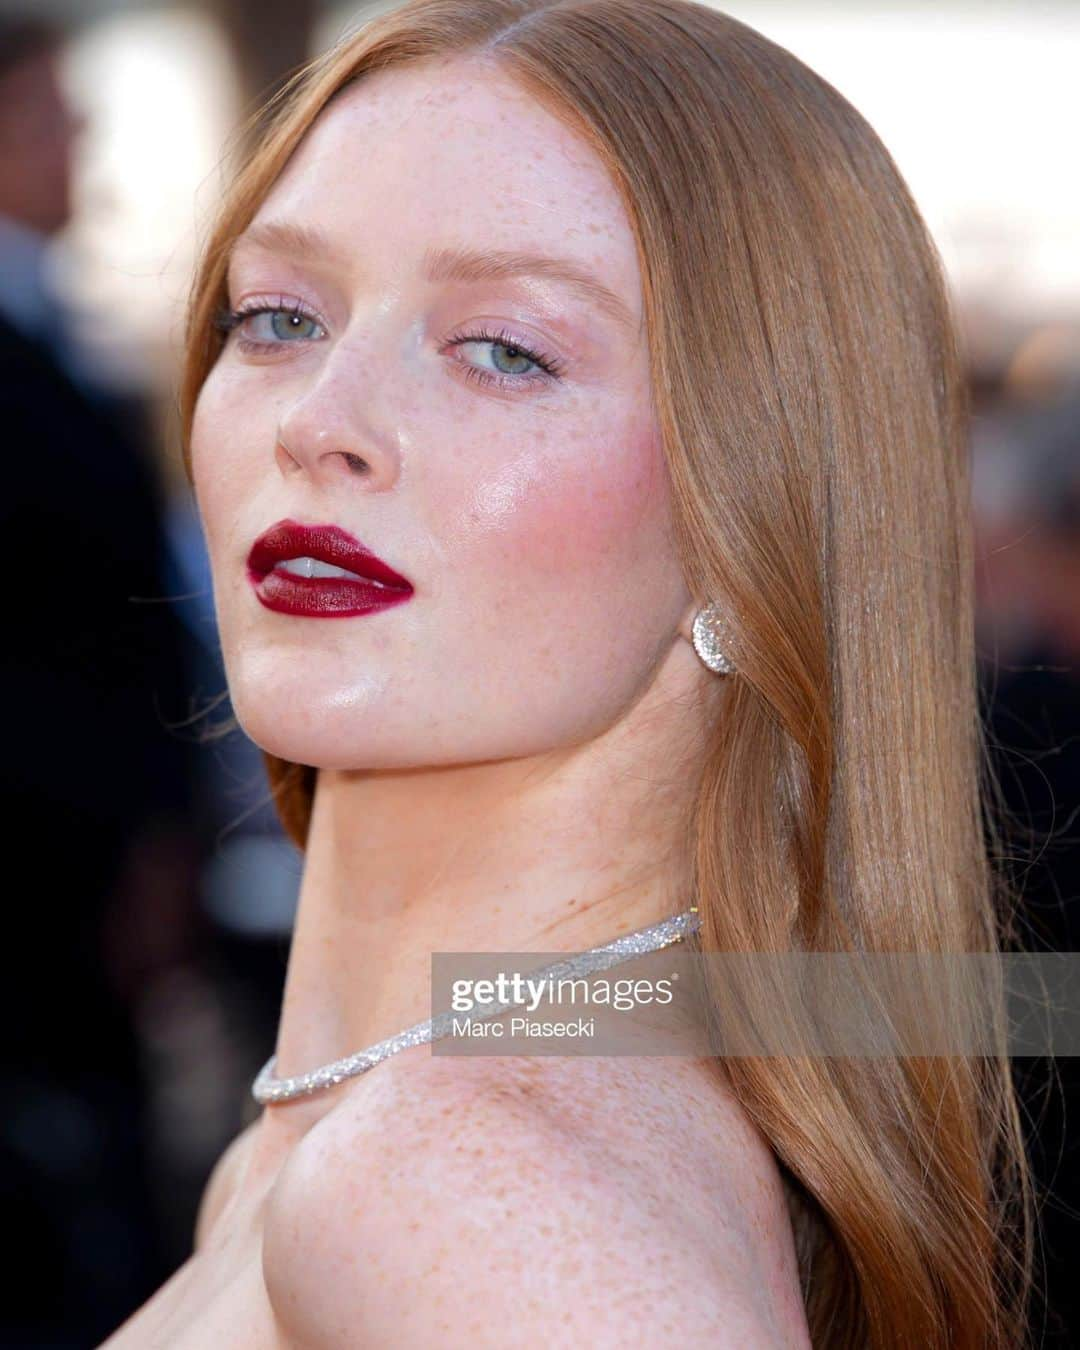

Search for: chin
xmin=231 ymin=710 xmax=402 ymax=770
xmin=222 ymin=673 xmax=443 ymax=770
xmin=226 ymin=679 xmax=583 ymax=774
xmin=226 ymin=681 xmax=392 ymax=770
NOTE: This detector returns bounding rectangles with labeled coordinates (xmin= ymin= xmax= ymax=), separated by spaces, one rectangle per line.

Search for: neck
xmin=271 ymin=643 xmax=719 ymax=1096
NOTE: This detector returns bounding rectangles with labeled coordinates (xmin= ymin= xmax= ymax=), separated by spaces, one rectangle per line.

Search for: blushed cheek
xmin=457 ymin=417 xmax=673 ymax=602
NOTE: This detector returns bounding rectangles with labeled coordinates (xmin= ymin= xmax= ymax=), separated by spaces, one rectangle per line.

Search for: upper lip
xmin=247 ymin=518 xmax=413 ymax=590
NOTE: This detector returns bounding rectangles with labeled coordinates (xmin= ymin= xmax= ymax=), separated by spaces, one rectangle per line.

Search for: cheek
xmin=189 ymin=378 xmax=229 ymax=529
xmin=432 ymin=413 xmax=682 ymax=720
xmin=450 ymin=414 xmax=672 ymax=604
xmin=189 ymin=369 xmax=269 ymax=547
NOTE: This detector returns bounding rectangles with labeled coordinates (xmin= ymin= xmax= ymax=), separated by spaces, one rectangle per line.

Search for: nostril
xmin=343 ymin=453 xmax=369 ymax=474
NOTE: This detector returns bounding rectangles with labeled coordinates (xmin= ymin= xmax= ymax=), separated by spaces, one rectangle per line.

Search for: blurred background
xmin=0 ymin=0 xmax=1076 ymax=1346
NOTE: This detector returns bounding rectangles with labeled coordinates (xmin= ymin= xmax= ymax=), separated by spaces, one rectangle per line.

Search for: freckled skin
xmin=186 ymin=50 xmax=738 ymax=1144
xmin=192 ymin=56 xmax=686 ymax=769
xmin=261 ymin=1050 xmax=810 ymax=1348
xmin=90 ymin=50 xmax=811 ymax=1350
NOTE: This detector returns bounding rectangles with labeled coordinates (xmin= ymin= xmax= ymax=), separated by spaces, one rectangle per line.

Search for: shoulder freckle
xmin=274 ymin=1051 xmax=807 ymax=1347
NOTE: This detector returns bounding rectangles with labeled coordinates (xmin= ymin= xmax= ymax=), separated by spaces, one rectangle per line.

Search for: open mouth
xmin=246 ymin=519 xmax=414 ymax=617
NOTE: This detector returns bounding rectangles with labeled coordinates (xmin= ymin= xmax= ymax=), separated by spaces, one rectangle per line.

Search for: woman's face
xmin=191 ymin=55 xmax=695 ymax=769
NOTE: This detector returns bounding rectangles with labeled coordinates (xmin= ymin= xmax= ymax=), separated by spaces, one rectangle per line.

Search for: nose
xmin=274 ymin=342 xmax=403 ymax=491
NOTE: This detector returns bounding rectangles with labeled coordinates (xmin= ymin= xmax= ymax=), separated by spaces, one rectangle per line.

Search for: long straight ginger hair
xmin=178 ymin=1 xmax=1034 ymax=1344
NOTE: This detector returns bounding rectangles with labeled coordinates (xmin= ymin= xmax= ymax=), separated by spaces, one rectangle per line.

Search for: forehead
xmin=246 ymin=56 xmax=642 ymax=317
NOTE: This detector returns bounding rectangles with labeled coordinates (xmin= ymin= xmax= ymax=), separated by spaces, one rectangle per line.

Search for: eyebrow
xmin=229 ymin=220 xmax=639 ymax=332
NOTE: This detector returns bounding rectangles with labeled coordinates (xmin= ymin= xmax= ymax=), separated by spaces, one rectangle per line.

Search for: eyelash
xmin=211 ymin=297 xmax=566 ymax=392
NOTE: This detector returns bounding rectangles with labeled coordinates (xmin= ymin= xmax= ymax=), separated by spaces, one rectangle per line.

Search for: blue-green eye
xmin=212 ymin=300 xmax=325 ymax=351
xmin=444 ymin=324 xmax=565 ymax=392
xmin=262 ymin=309 xmax=321 ymax=341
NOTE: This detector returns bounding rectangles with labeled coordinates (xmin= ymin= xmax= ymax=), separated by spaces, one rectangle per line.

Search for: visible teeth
xmin=274 ymin=555 xmax=385 ymax=584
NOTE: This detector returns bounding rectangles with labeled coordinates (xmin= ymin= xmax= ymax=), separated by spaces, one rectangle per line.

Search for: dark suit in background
xmin=0 ymin=299 xmax=198 ymax=1346
xmin=0 ymin=47 xmax=202 ymax=1323
xmin=0 ymin=19 xmax=205 ymax=1343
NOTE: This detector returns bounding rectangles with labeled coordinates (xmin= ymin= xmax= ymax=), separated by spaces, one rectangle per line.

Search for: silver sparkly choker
xmin=253 ymin=908 xmax=701 ymax=1105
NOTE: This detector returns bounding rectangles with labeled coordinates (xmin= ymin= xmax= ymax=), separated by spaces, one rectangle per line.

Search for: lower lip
xmin=247 ymin=566 xmax=414 ymax=617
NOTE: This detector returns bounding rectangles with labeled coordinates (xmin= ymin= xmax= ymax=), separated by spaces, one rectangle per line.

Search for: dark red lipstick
xmin=247 ymin=518 xmax=414 ymax=617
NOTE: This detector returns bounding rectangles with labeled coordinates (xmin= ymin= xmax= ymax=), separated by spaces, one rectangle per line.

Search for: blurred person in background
xmin=0 ymin=16 xmax=204 ymax=1347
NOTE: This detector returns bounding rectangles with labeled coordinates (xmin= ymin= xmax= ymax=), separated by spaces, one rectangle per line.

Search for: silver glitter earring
xmin=692 ymin=602 xmax=735 ymax=675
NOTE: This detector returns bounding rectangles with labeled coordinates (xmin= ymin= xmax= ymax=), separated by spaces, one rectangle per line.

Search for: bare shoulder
xmin=193 ymin=1116 xmax=259 ymax=1250
xmin=263 ymin=1049 xmax=811 ymax=1349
